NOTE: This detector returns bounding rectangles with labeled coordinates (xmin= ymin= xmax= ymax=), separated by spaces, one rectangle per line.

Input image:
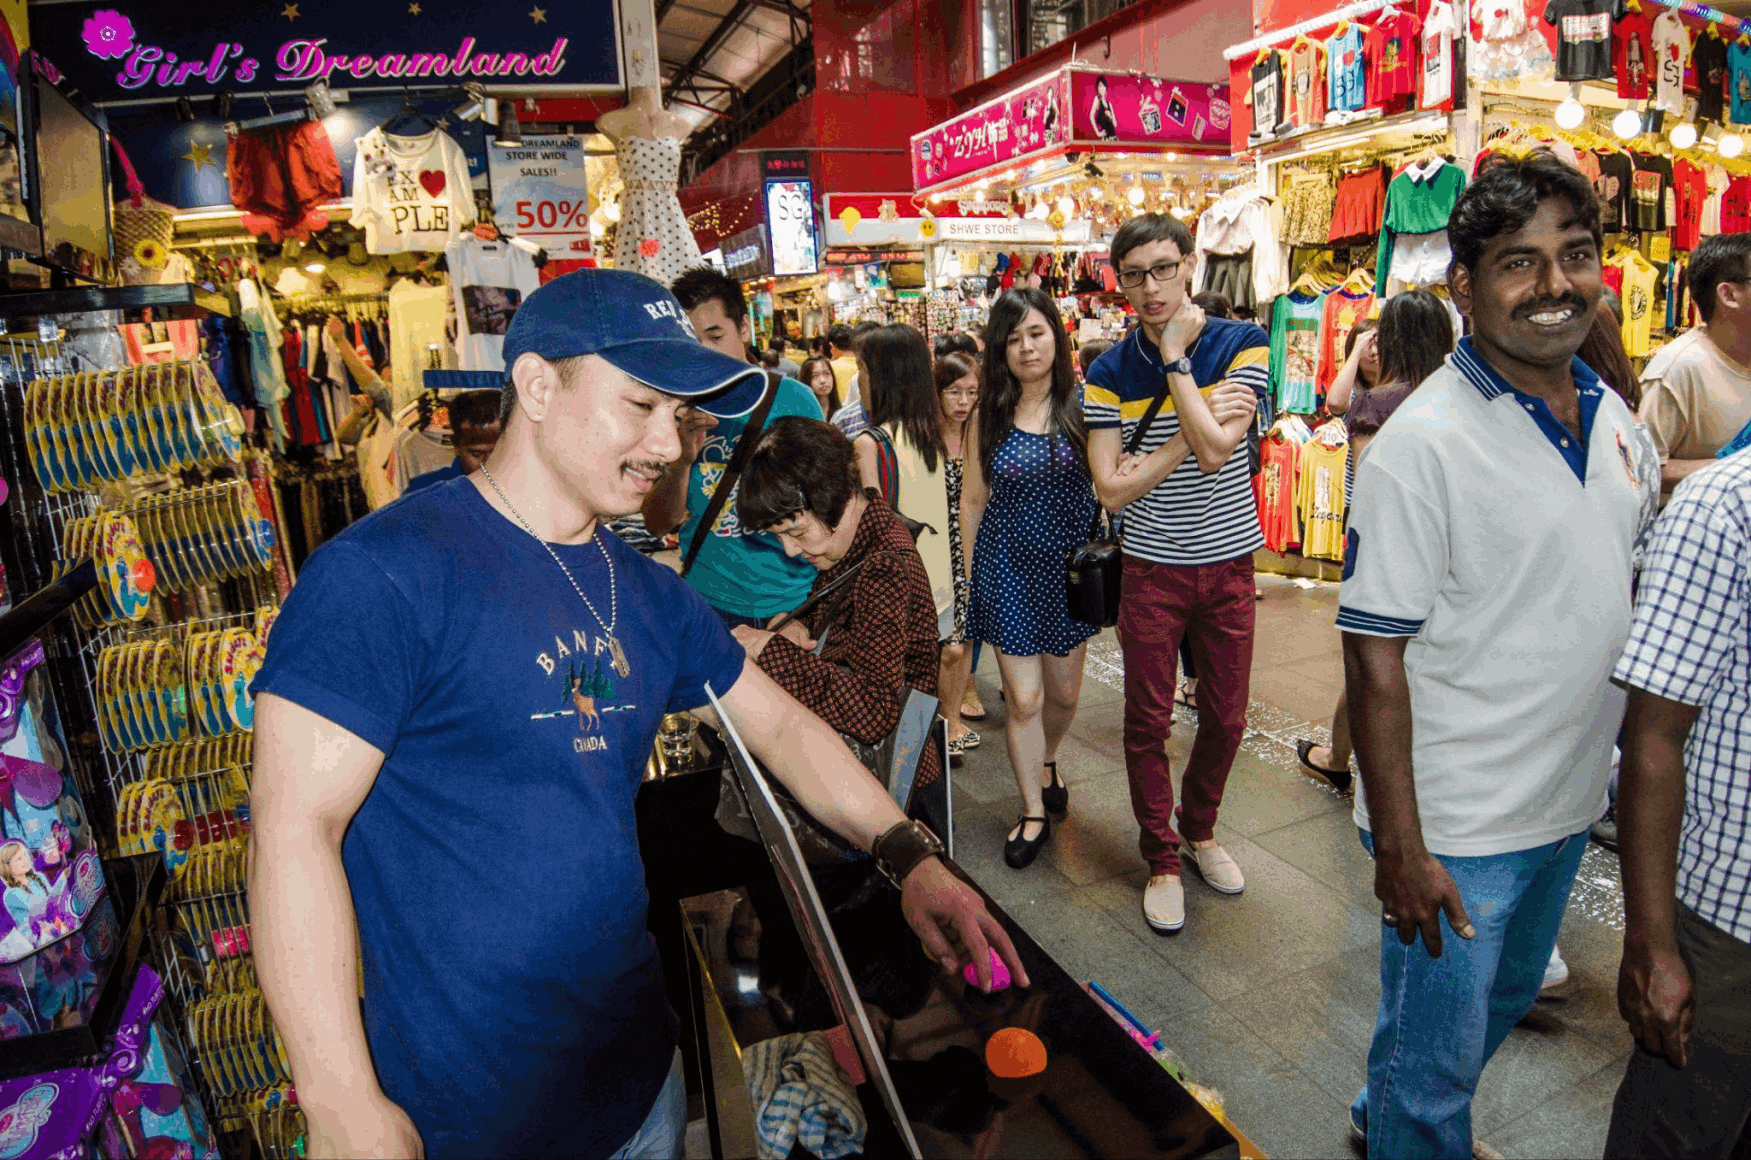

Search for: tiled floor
xmin=949 ymin=574 xmax=1630 ymax=1160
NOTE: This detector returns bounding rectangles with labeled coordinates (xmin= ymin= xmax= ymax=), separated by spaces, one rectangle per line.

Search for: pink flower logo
xmin=81 ymin=10 xmax=136 ymax=60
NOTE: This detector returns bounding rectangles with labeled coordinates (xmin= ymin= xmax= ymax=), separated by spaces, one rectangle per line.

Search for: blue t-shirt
xmin=403 ymin=459 xmax=463 ymax=494
xmin=1731 ymin=40 xmax=1751 ymax=125
xmin=680 ymin=375 xmax=818 ymax=619
xmin=1328 ymin=25 xmax=1366 ymax=112
xmin=252 ymin=477 xmax=745 ymax=1158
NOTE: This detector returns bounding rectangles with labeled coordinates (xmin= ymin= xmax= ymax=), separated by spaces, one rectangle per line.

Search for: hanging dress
xmin=611 ymin=137 xmax=704 ymax=287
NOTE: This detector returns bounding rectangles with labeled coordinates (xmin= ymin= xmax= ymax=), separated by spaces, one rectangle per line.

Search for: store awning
xmin=910 ymin=66 xmax=1232 ymax=195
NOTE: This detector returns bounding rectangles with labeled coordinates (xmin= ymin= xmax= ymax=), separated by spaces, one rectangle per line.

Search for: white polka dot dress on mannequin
xmin=612 ymin=136 xmax=703 ymax=287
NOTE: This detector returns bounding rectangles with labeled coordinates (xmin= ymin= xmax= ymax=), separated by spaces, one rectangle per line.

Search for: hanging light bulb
xmin=1723 ymin=132 xmax=1746 ymax=158
xmin=1128 ymin=185 xmax=1147 ymax=206
xmin=1613 ymin=107 xmax=1644 ymax=139
xmin=1057 ymin=195 xmax=1075 ymax=216
xmin=1555 ymin=98 xmax=1586 ymax=130
xmin=1670 ymin=121 xmax=1699 ymax=150
xmin=604 ymin=199 xmax=621 ymax=223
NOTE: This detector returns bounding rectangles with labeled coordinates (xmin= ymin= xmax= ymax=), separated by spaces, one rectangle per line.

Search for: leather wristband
xmin=872 ymin=820 xmax=944 ymax=888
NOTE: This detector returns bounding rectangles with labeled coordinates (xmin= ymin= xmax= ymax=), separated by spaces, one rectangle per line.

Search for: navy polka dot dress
xmin=968 ymin=426 xmax=1101 ymax=657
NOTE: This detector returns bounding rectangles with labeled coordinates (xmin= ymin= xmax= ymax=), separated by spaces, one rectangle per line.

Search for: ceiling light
xmin=1128 ymin=185 xmax=1146 ymax=206
xmin=1613 ymin=107 xmax=1644 ymax=139
xmin=1670 ymin=121 xmax=1698 ymax=149
xmin=493 ymin=99 xmax=523 ymax=147
xmin=1554 ymin=98 xmax=1586 ymax=130
xmin=604 ymin=199 xmax=621 ymax=222
xmin=304 ymin=261 xmax=326 ymax=274
xmin=1723 ymin=133 xmax=1746 ymax=158
xmin=1056 ymin=196 xmax=1075 ymax=216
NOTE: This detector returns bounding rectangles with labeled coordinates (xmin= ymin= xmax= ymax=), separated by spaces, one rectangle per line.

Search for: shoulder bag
xmin=682 ymin=371 xmax=780 ymax=576
xmin=1065 ymin=366 xmax=1176 ymax=628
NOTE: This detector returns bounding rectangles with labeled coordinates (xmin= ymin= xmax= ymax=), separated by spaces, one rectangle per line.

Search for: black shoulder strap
xmin=682 ymin=371 xmax=781 ymax=576
xmin=1123 ymin=331 xmax=1199 ymax=457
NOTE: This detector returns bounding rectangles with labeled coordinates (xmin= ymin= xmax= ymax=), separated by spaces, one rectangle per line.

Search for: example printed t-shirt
xmin=1695 ymin=31 xmax=1729 ymax=124
xmin=1615 ymin=6 xmax=1655 ymax=99
xmin=1613 ymin=250 xmax=1660 ymax=357
xmin=1337 ymin=341 xmax=1656 ymax=856
xmin=1287 ymin=38 xmax=1326 ymax=127
xmin=251 ymin=479 xmax=746 ymax=1159
xmin=1421 ymin=1 xmax=1458 ymax=107
xmin=1250 ymin=51 xmax=1286 ymax=134
xmin=1270 ymin=290 xmax=1325 ymax=414
xmin=350 ymin=127 xmax=476 ymax=255
xmin=1733 ymin=38 xmax=1751 ymax=124
xmin=1084 ymin=319 xmax=1271 ymax=566
xmin=1366 ymin=9 xmax=1422 ymax=105
xmin=1544 ymin=0 xmax=1617 ymax=81
xmin=444 ymin=235 xmax=541 ymax=372
xmin=1650 ymin=9 xmax=1691 ymax=115
xmin=681 ymin=375 xmax=820 ymax=619
xmin=1327 ymin=24 xmax=1368 ymax=113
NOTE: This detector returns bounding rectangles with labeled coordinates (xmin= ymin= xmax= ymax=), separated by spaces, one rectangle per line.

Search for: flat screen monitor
xmin=0 ymin=42 xmax=34 ymax=256
xmin=31 ymin=63 xmax=109 ymax=278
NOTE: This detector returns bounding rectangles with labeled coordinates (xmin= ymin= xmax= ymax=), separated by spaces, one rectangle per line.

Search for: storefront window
xmin=981 ymin=0 xmax=1141 ymax=76
xmin=980 ymin=0 xmax=1015 ymax=79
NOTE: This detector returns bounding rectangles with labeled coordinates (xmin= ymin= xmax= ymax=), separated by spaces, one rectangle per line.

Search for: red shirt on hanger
xmin=1723 ymin=174 xmax=1751 ymax=233
xmin=1614 ymin=6 xmax=1656 ymax=100
xmin=1673 ymin=158 xmax=1709 ymax=252
xmin=1366 ymin=9 xmax=1423 ymax=105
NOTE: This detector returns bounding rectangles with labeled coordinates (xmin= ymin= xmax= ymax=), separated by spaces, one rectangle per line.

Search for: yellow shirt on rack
xmin=1614 ymin=251 xmax=1660 ymax=358
xmin=1297 ymin=436 xmax=1350 ymax=561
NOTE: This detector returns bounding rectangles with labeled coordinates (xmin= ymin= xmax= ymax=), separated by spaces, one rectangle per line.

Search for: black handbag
xmin=1065 ymin=364 xmax=1176 ymax=627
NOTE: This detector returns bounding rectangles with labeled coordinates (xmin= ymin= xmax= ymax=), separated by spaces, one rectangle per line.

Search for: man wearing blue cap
xmin=248 ymin=269 xmax=1025 ymax=1160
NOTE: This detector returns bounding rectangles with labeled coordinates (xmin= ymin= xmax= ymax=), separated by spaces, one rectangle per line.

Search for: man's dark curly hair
xmin=1447 ymin=150 xmax=1603 ymax=275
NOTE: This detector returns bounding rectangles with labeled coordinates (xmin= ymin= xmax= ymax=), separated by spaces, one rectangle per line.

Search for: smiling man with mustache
xmin=1335 ymin=151 xmax=1660 ymax=1158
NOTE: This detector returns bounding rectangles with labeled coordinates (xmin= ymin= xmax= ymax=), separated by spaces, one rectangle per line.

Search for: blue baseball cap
xmin=500 ymin=268 xmax=766 ymax=418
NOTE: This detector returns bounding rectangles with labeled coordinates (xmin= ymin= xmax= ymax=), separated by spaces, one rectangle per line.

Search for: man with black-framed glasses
xmin=1639 ymin=232 xmax=1751 ymax=498
xmin=1083 ymin=213 xmax=1267 ymax=936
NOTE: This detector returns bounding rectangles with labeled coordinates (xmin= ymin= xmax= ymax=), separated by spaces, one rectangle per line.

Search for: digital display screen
xmin=36 ymin=76 xmax=109 ymax=265
xmin=764 ymin=178 xmax=818 ymax=277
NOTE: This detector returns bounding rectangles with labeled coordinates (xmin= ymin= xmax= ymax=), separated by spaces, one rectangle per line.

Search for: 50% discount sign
xmin=487 ymin=135 xmax=596 ymax=256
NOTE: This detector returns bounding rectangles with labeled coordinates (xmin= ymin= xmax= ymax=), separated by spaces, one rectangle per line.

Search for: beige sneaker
xmin=1180 ymin=842 xmax=1245 ymax=894
xmin=1143 ymin=874 xmax=1185 ymax=934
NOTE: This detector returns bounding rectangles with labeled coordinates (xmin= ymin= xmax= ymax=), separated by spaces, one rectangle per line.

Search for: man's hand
xmin=1160 ymin=300 xmax=1206 ymax=359
xmin=1619 ymin=938 xmax=1696 ymax=1068
xmin=305 ymin=1088 xmax=423 ymax=1159
xmin=762 ymin=615 xmax=818 ymax=650
xmin=1375 ymin=848 xmax=1474 ymax=958
xmin=900 ymin=856 xmax=1030 ymax=992
xmin=679 ymin=409 xmax=719 ymax=465
xmin=1208 ymin=380 xmax=1258 ymax=426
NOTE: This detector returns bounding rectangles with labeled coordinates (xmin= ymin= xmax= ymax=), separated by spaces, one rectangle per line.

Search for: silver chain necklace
xmin=479 ymin=463 xmax=631 ymax=678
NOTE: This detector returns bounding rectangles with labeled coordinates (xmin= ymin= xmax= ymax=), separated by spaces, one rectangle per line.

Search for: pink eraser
xmin=963 ymin=948 xmax=1013 ymax=991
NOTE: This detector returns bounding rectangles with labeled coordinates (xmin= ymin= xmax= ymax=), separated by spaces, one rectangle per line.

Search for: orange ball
xmin=985 ymin=1027 xmax=1048 ymax=1079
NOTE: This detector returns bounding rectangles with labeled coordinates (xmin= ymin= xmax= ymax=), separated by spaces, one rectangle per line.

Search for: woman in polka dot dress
xmin=964 ymin=288 xmax=1099 ymax=870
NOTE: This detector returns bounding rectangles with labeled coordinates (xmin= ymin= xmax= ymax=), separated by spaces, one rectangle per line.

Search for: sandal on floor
xmin=1295 ymin=738 xmax=1353 ymax=794
xmin=1041 ymin=761 xmax=1068 ymax=816
xmin=1175 ymin=680 xmax=1198 ymax=711
xmin=961 ymin=694 xmax=988 ymax=722
xmin=1004 ymin=814 xmax=1050 ymax=869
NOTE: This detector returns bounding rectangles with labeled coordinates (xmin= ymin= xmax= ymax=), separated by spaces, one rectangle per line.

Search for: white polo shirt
xmin=1337 ymin=338 xmax=1660 ymax=856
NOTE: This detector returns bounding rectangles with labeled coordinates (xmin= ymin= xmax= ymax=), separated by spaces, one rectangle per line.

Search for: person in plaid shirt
xmin=1607 ymin=449 xmax=1751 ymax=1159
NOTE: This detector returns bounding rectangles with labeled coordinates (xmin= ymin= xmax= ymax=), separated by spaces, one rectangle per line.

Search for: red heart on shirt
xmin=418 ymin=170 xmax=446 ymax=197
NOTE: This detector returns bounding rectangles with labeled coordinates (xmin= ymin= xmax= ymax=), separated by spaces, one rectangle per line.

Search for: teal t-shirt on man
xmin=681 ymin=375 xmax=818 ymax=619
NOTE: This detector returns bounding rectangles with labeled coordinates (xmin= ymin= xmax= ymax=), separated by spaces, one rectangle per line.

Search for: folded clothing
xmin=744 ymin=1031 xmax=867 ymax=1160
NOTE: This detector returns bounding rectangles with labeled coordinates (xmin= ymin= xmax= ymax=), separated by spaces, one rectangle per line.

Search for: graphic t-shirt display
xmin=1315 ymin=288 xmax=1375 ymax=389
xmin=1366 ymin=10 xmax=1422 ymax=105
xmin=1724 ymin=174 xmax=1751 ymax=232
xmin=1673 ymin=159 xmax=1709 ymax=253
xmin=1613 ymin=250 xmax=1660 ymax=357
xmin=252 ymin=481 xmax=747 ymax=1159
xmin=1287 ymin=38 xmax=1327 ymax=128
xmin=1614 ymin=7 xmax=1655 ymax=99
xmin=1544 ymin=0 xmax=1617 ymax=81
xmin=443 ymin=236 xmax=542 ymax=372
xmin=1327 ymin=24 xmax=1368 ymax=113
xmin=1650 ymin=10 xmax=1691 ymax=115
xmin=1270 ymin=291 xmax=1326 ymax=414
xmin=1251 ymin=51 xmax=1286 ymax=135
xmin=1731 ymin=38 xmax=1751 ymax=125
xmin=349 ymin=127 xmax=476 ymax=255
xmin=1694 ymin=31 xmax=1729 ymax=123
xmin=1421 ymin=1 xmax=1458 ymax=107
xmin=681 ymin=375 xmax=822 ymax=619
xmin=1594 ymin=149 xmax=1634 ymax=233
xmin=1631 ymin=151 xmax=1674 ymax=232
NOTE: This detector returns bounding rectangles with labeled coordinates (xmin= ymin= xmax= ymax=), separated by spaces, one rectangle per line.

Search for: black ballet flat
xmin=1004 ymin=814 xmax=1051 ymax=869
xmin=1041 ymin=761 xmax=1068 ymax=817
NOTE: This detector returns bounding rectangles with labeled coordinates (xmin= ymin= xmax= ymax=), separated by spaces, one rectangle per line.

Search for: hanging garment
xmin=387 ymin=280 xmax=450 ymax=409
xmin=1614 ymin=5 xmax=1655 ymax=100
xmin=236 ymin=278 xmax=289 ymax=441
xmin=1203 ymin=251 xmax=1257 ymax=313
xmin=1281 ymin=170 xmax=1338 ymax=246
xmin=1471 ymin=0 xmax=1555 ymax=81
xmin=611 ymin=136 xmax=704 ymax=285
xmin=445 ymin=235 xmax=542 ymax=372
xmin=1249 ymin=50 xmax=1287 ymax=136
xmin=1731 ymin=37 xmax=1751 ymax=125
xmin=1315 ymin=288 xmax=1375 ymax=389
xmin=1650 ymin=9 xmax=1689 ymax=115
xmin=1257 ymin=435 xmax=1302 ymax=554
xmin=1365 ymin=8 xmax=1423 ymax=104
xmin=1421 ymin=1 xmax=1459 ymax=107
xmin=1297 ymin=427 xmax=1350 ymax=561
xmin=1328 ymin=164 xmax=1389 ymax=243
xmin=1377 ymin=159 xmax=1467 ymax=288
xmin=1695 ymin=30 xmax=1730 ymax=124
xmin=349 ymin=126 xmax=476 ymax=255
xmin=1673 ymin=159 xmax=1709 ymax=253
xmin=1327 ymin=24 xmax=1368 ymax=113
xmin=1594 ymin=150 xmax=1635 ymax=233
xmin=1286 ymin=38 xmax=1327 ymax=128
xmin=1612 ymin=250 xmax=1660 ymax=358
xmin=1193 ymin=188 xmax=1288 ymax=306
xmin=227 ymin=120 xmax=343 ymax=243
xmin=1545 ymin=0 xmax=1615 ymax=81
xmin=1630 ymin=151 xmax=1675 ymax=233
xmin=1270 ymin=290 xmax=1326 ymax=414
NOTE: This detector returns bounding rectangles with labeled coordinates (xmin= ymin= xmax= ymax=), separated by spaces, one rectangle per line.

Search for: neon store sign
xmin=78 ymin=9 xmax=570 ymax=91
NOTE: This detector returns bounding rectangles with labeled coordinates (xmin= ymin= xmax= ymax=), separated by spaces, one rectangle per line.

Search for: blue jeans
xmin=1350 ymin=827 xmax=1589 ymax=1159
xmin=609 ymin=1050 xmax=686 ymax=1160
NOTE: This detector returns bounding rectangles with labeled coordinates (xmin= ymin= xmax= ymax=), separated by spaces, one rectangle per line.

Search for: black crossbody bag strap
xmin=1090 ymin=338 xmax=1186 ymax=542
xmin=682 ymin=371 xmax=781 ymax=576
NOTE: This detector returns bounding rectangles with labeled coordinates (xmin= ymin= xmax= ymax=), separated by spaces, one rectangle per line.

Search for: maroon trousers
xmin=1117 ymin=554 xmax=1255 ymax=875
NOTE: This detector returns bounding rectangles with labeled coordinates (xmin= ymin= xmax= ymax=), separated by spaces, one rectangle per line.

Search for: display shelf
xmin=0 ymin=282 xmax=194 ymax=320
xmin=0 ymin=559 xmax=97 ymax=660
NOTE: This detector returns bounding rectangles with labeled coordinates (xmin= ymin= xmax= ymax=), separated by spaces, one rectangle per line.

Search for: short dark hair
xmin=1375 ymin=290 xmax=1454 ymax=389
xmin=449 ymin=389 xmax=502 ymax=434
xmin=737 ymin=416 xmax=861 ymax=531
xmin=500 ymin=355 xmax=587 ymax=424
xmin=1687 ymin=232 xmax=1751 ymax=323
xmin=759 ymin=348 xmax=781 ymax=368
xmin=1190 ymin=291 xmax=1232 ymax=319
xmin=933 ymin=331 xmax=978 ymax=360
xmin=1447 ymin=150 xmax=1602 ymax=275
xmin=669 ymin=265 xmax=748 ymax=327
xmin=828 ymin=323 xmax=853 ymax=351
xmin=1109 ymin=213 xmax=1195 ymax=270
